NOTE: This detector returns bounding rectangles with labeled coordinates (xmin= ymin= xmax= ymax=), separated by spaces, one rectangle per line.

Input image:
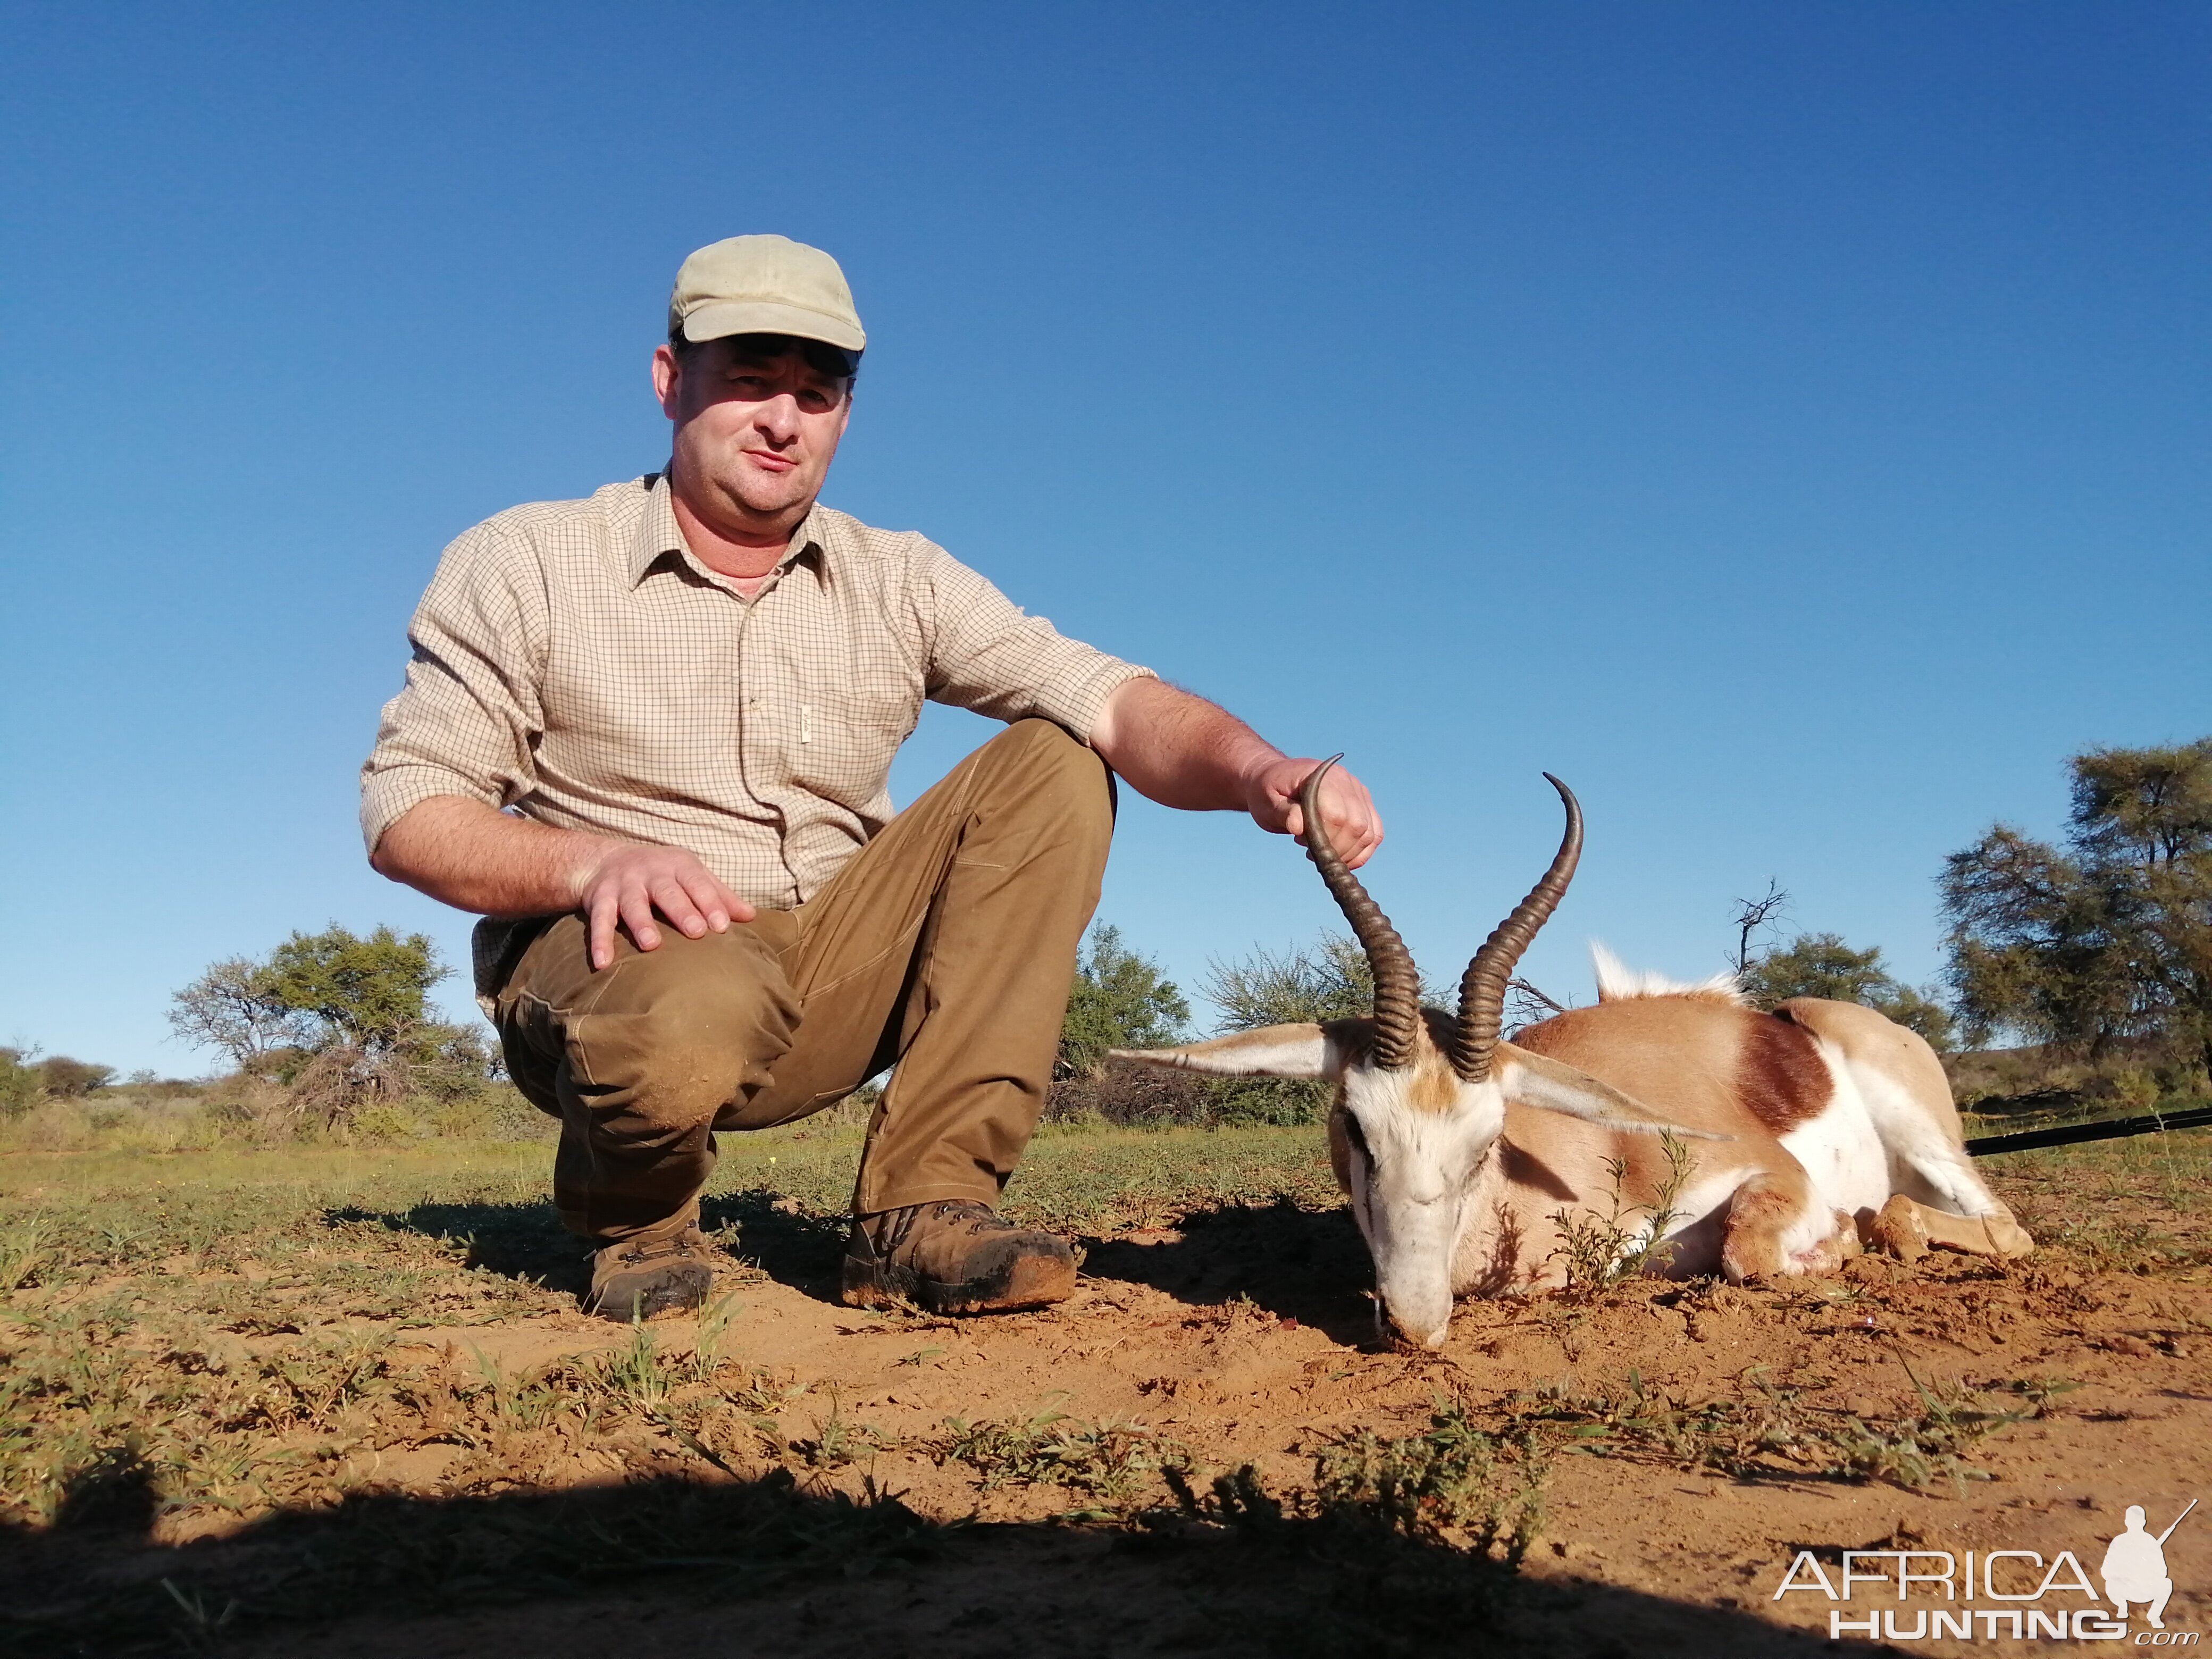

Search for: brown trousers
xmin=488 ymin=719 xmax=1115 ymax=1243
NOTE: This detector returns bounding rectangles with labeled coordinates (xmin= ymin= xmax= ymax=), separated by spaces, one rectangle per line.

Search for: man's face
xmin=653 ymin=336 xmax=852 ymax=534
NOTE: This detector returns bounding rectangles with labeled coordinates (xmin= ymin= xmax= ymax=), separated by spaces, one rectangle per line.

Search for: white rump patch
xmin=1589 ymin=943 xmax=1746 ymax=1005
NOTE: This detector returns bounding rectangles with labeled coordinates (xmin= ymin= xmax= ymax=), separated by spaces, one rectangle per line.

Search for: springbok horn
xmin=1300 ymin=756 xmax=1422 ymax=1070
xmin=1449 ymin=774 xmax=1583 ymax=1082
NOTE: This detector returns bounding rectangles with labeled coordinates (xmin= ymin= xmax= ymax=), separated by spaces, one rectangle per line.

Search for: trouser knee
xmin=511 ymin=923 xmax=801 ymax=1137
xmin=976 ymin=718 xmax=1116 ymax=842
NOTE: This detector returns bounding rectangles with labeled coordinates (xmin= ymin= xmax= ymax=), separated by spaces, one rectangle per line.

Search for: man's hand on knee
xmin=583 ymin=843 xmax=756 ymax=970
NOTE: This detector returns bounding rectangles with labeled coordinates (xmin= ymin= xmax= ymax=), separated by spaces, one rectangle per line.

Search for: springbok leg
xmin=1720 ymin=1169 xmax=1853 ymax=1283
xmin=1861 ymin=1194 xmax=2033 ymax=1261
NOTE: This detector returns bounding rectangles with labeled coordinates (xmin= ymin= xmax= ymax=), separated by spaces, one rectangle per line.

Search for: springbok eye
xmin=1338 ymin=1109 xmax=1372 ymax=1162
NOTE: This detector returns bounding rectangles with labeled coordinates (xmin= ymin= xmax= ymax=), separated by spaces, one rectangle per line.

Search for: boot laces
xmin=613 ymin=1226 xmax=702 ymax=1266
xmin=869 ymin=1199 xmax=1011 ymax=1254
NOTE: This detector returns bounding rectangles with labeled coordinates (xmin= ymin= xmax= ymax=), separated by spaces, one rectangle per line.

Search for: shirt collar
xmin=627 ymin=471 xmax=830 ymax=590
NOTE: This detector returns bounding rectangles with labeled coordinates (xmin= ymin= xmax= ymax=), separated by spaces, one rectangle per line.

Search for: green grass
xmin=0 ymin=1120 xmax=1338 ymax=1655
xmin=0 ymin=1121 xmax=1333 ymax=1537
xmin=1981 ymin=1123 xmax=2212 ymax=1272
xmin=748 ymin=1116 xmax=1339 ymax=1230
xmin=1514 ymin=1363 xmax=2034 ymax=1493
xmin=1309 ymin=1399 xmax=1550 ymax=1562
xmin=935 ymin=1399 xmax=1191 ymax=1515
xmin=7 ymin=1118 xmax=2212 ymax=1655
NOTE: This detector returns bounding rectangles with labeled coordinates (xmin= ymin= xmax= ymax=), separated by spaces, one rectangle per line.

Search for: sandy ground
xmin=44 ymin=1192 xmax=2194 ymax=1657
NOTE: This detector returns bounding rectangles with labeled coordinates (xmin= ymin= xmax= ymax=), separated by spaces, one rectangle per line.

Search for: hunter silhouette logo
xmin=1771 ymin=1498 xmax=2198 ymax=1643
xmin=2104 ymin=1502 xmax=2194 ymax=1631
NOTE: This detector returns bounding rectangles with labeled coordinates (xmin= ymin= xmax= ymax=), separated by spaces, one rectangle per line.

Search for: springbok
xmin=1113 ymin=760 xmax=2033 ymax=1350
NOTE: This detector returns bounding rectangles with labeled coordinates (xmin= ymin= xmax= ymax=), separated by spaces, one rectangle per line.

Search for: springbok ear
xmin=1110 ymin=1021 xmax=1351 ymax=1080
xmin=1497 ymin=1043 xmax=1733 ymax=1141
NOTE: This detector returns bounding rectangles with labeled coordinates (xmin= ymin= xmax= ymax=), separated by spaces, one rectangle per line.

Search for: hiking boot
xmin=841 ymin=1200 xmax=1076 ymax=1314
xmin=584 ymin=1220 xmax=717 ymax=1321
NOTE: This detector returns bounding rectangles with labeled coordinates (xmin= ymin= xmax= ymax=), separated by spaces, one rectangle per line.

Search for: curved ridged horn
xmin=1449 ymin=775 xmax=1583 ymax=1082
xmin=1300 ymin=756 xmax=1422 ymax=1070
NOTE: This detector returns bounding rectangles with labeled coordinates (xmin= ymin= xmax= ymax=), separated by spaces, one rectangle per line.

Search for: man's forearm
xmin=1090 ymin=675 xmax=1384 ymax=867
xmin=370 ymin=796 xmax=614 ymax=917
xmin=1089 ymin=677 xmax=1281 ymax=811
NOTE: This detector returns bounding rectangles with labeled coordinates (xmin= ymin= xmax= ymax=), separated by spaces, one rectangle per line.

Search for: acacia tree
xmin=171 ymin=926 xmax=449 ymax=1063
xmin=168 ymin=956 xmax=311 ymax=1069
xmin=260 ymin=925 xmax=449 ymax=1052
xmin=1941 ymin=739 xmax=2212 ymax=1070
xmin=168 ymin=926 xmax=487 ymax=1122
xmin=1056 ymin=924 xmax=1191 ymax=1079
xmin=35 ymin=1057 xmax=116 ymax=1097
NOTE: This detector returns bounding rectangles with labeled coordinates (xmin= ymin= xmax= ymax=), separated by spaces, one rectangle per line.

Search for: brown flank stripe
xmin=1735 ymin=1011 xmax=1832 ymax=1134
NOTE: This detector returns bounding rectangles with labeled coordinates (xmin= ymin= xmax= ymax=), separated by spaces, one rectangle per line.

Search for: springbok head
xmin=1112 ymin=759 xmax=1707 ymax=1350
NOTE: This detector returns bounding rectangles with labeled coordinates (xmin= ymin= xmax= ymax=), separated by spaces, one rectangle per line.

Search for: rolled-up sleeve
xmin=916 ymin=543 xmax=1154 ymax=742
xmin=359 ymin=525 xmax=548 ymax=855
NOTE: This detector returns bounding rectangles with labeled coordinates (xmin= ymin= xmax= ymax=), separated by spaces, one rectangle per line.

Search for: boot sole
xmin=841 ymin=1248 xmax=1076 ymax=1314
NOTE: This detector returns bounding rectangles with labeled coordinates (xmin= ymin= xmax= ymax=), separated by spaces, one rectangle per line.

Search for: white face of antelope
xmin=1334 ymin=1057 xmax=1506 ymax=1350
xmin=1109 ymin=1020 xmax=1710 ymax=1351
xmin=1102 ymin=1019 xmax=1514 ymax=1349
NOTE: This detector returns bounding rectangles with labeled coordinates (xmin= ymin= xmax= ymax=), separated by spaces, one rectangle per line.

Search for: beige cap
xmin=667 ymin=234 xmax=866 ymax=353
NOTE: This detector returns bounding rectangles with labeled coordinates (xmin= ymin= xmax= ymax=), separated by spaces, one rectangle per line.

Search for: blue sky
xmin=2 ymin=2 xmax=2206 ymax=1075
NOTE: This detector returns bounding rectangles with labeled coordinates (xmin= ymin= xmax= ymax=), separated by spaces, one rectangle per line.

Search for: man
xmin=2101 ymin=1504 xmax=2183 ymax=1629
xmin=363 ymin=234 xmax=1380 ymax=1321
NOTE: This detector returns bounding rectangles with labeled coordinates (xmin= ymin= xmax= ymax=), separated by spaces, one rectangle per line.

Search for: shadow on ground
xmin=339 ymin=1190 xmax=1377 ymax=1340
xmin=331 ymin=1197 xmax=586 ymax=1294
xmin=1078 ymin=1199 xmax=1378 ymax=1346
xmin=1 ymin=1458 xmax=1838 ymax=1659
xmin=328 ymin=1188 xmax=854 ymax=1304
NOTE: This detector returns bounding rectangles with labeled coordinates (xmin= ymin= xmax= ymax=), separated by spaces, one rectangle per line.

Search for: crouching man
xmin=362 ymin=235 xmax=1381 ymax=1321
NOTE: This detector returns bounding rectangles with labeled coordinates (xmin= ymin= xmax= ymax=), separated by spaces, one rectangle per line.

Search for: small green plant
xmin=161 ymin=1576 xmax=239 ymax=1653
xmin=1312 ymin=1398 xmax=1549 ymax=1564
xmin=1995 ymin=1373 xmax=2085 ymax=1414
xmin=603 ymin=1322 xmax=669 ymax=1409
xmin=692 ymin=1293 xmax=743 ymax=1382
xmin=1520 ymin=1360 xmax=2028 ymax=1493
xmin=1829 ymin=1358 xmax=2029 ymax=1492
xmin=0 ymin=1217 xmax=43 ymax=1292
xmin=787 ymin=1390 xmax=893 ymax=1471
xmin=721 ymin=1367 xmax=808 ymax=1417
xmin=936 ymin=1398 xmax=1189 ymax=1511
xmin=1547 ymin=1130 xmax=1696 ymax=1299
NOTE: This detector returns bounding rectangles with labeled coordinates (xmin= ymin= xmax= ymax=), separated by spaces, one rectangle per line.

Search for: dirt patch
xmin=6 ymin=1134 xmax=2212 ymax=1655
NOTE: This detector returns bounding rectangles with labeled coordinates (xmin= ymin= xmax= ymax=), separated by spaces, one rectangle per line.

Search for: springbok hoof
xmin=1867 ymin=1195 xmax=1930 ymax=1263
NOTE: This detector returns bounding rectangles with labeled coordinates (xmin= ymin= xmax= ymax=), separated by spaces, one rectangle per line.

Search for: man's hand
xmin=1090 ymin=677 xmax=1386 ymax=869
xmin=1242 ymin=754 xmax=1384 ymax=869
xmin=371 ymin=796 xmax=756 ymax=970
xmin=577 ymin=843 xmax=755 ymax=970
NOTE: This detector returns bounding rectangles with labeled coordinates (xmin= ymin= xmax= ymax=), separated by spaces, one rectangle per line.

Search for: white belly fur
xmin=1779 ymin=1050 xmax=1891 ymax=1218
